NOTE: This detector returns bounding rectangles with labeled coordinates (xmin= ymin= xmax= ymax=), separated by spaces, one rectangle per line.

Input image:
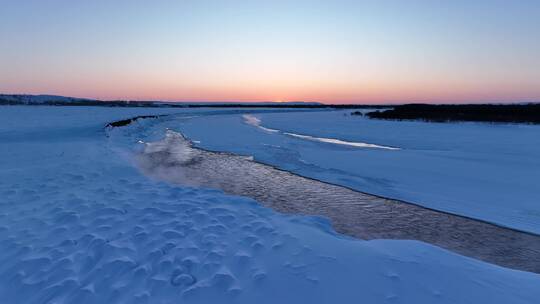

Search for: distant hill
xmin=0 ymin=94 xmax=91 ymax=105
xmin=0 ymin=94 xmax=324 ymax=106
xmin=0 ymin=93 xmax=389 ymax=109
xmin=0 ymin=94 xmax=170 ymax=107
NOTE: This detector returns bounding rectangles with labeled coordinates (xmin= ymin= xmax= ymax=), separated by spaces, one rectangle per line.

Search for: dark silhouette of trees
xmin=367 ymin=104 xmax=540 ymax=124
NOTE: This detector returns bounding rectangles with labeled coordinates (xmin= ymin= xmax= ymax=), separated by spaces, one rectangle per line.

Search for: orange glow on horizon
xmin=1 ymin=1 xmax=539 ymax=104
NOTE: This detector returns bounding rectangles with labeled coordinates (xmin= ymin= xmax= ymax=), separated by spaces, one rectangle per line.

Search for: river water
xmin=136 ymin=130 xmax=540 ymax=273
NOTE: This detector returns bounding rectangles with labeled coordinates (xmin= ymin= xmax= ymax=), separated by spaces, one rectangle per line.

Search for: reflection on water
xmin=137 ymin=130 xmax=540 ymax=273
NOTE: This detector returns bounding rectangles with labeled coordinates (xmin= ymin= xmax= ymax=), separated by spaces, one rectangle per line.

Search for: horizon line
xmin=1 ymin=92 xmax=539 ymax=106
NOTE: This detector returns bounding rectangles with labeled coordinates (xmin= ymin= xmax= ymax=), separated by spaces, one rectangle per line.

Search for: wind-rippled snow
xmin=0 ymin=106 xmax=539 ymax=304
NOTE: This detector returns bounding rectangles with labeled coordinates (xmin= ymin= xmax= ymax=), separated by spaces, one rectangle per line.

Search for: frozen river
xmin=136 ymin=130 xmax=540 ymax=273
xmin=169 ymin=110 xmax=540 ymax=235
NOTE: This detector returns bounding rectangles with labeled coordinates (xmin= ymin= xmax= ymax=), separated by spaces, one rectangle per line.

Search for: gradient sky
xmin=1 ymin=0 xmax=539 ymax=103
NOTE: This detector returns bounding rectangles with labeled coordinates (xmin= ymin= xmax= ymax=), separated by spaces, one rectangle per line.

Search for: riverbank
xmin=1 ymin=106 xmax=539 ymax=303
xmin=134 ymin=129 xmax=540 ymax=273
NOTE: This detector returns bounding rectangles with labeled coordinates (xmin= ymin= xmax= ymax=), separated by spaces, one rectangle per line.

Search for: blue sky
xmin=1 ymin=0 xmax=539 ymax=103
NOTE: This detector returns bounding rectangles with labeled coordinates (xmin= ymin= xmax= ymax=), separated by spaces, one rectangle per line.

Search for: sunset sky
xmin=1 ymin=0 xmax=539 ymax=104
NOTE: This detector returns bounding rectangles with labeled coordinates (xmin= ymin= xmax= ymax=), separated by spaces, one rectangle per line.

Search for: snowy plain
xmin=0 ymin=106 xmax=539 ymax=304
xmin=171 ymin=110 xmax=540 ymax=235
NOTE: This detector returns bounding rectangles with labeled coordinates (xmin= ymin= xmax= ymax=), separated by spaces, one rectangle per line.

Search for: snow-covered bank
xmin=1 ymin=106 xmax=539 ymax=303
xmin=134 ymin=129 xmax=540 ymax=273
xmin=171 ymin=110 xmax=540 ymax=234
